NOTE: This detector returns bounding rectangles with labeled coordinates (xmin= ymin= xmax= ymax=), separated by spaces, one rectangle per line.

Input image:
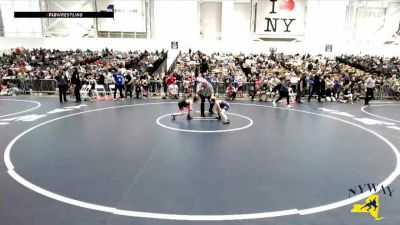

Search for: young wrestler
xmin=211 ymin=97 xmax=230 ymax=124
xmin=171 ymin=98 xmax=197 ymax=120
xmin=272 ymin=75 xmax=292 ymax=108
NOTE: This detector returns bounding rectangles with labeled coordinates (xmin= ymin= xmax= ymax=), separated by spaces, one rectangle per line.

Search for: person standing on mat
xmin=55 ymin=69 xmax=68 ymax=103
xmin=171 ymin=98 xmax=198 ymax=120
xmin=308 ymin=72 xmax=322 ymax=102
xmin=211 ymin=97 xmax=230 ymax=124
xmin=113 ymin=69 xmax=125 ymax=100
xmin=197 ymin=80 xmax=215 ymax=117
xmin=125 ymin=71 xmax=134 ymax=98
xmin=273 ymin=75 xmax=291 ymax=108
xmin=296 ymin=73 xmax=306 ymax=103
xmin=70 ymin=68 xmax=81 ymax=102
xmin=364 ymin=73 xmax=376 ymax=106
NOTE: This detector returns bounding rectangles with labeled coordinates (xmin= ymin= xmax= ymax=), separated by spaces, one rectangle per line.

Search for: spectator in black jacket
xmin=70 ymin=69 xmax=81 ymax=102
xmin=308 ymin=73 xmax=322 ymax=102
xmin=125 ymin=71 xmax=134 ymax=98
xmin=200 ymin=58 xmax=209 ymax=73
xmin=98 ymin=72 xmax=105 ymax=86
xmin=296 ymin=74 xmax=306 ymax=103
xmin=320 ymin=75 xmax=326 ymax=98
xmin=55 ymin=70 xmax=68 ymax=103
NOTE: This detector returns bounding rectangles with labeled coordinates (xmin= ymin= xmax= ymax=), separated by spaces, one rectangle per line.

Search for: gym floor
xmin=0 ymin=97 xmax=399 ymax=225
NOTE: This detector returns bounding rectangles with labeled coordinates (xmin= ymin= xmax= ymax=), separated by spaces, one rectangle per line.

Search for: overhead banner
xmin=386 ymin=3 xmax=400 ymax=37
xmin=171 ymin=41 xmax=179 ymax=49
xmin=97 ymin=0 xmax=146 ymax=32
xmin=256 ymin=0 xmax=306 ymax=36
xmin=325 ymin=44 xmax=332 ymax=52
xmin=355 ymin=8 xmax=386 ymax=39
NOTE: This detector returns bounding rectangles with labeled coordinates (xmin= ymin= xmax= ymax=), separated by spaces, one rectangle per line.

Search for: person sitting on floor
xmin=134 ymin=80 xmax=142 ymax=99
xmin=339 ymin=85 xmax=354 ymax=104
xmin=225 ymin=83 xmax=237 ymax=101
xmin=0 ymin=82 xmax=12 ymax=96
xmin=325 ymin=84 xmax=336 ymax=102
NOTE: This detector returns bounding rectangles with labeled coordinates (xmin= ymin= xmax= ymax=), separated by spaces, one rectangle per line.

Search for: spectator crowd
xmin=1 ymin=47 xmax=399 ymax=102
xmin=171 ymin=51 xmax=399 ymax=103
xmin=0 ymin=47 xmax=166 ymax=97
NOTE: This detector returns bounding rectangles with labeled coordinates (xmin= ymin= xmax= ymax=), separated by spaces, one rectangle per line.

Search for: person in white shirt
xmin=196 ymin=80 xmax=215 ymax=117
xmin=364 ymin=74 xmax=376 ymax=106
xmin=236 ymin=74 xmax=244 ymax=98
xmin=168 ymin=81 xmax=179 ymax=99
xmin=268 ymin=73 xmax=280 ymax=99
xmin=197 ymin=73 xmax=207 ymax=83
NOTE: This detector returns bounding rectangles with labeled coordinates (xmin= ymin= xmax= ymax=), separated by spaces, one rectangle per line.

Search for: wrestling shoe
xmin=187 ymin=115 xmax=193 ymax=120
xmin=171 ymin=115 xmax=176 ymax=120
xmin=209 ymin=111 xmax=215 ymax=115
xmin=201 ymin=114 xmax=206 ymax=117
xmin=272 ymin=101 xmax=277 ymax=107
xmin=223 ymin=119 xmax=230 ymax=124
xmin=287 ymin=105 xmax=292 ymax=108
xmin=215 ymin=115 xmax=222 ymax=120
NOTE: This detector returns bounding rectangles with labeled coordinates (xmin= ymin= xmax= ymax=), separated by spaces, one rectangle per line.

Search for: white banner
xmin=355 ymin=8 xmax=386 ymax=38
xmin=97 ymin=0 xmax=146 ymax=32
xmin=386 ymin=3 xmax=400 ymax=37
xmin=256 ymin=0 xmax=306 ymax=36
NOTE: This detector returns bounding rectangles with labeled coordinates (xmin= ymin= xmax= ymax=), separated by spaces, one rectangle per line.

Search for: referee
xmin=197 ymin=80 xmax=215 ymax=117
xmin=70 ymin=68 xmax=81 ymax=102
xmin=365 ymin=73 xmax=376 ymax=106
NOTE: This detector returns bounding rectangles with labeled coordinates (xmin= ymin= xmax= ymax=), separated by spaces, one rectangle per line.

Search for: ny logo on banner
xmin=265 ymin=0 xmax=296 ymax=33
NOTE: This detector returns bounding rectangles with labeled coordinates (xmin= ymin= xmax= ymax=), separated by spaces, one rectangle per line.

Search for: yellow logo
xmin=351 ymin=194 xmax=383 ymax=221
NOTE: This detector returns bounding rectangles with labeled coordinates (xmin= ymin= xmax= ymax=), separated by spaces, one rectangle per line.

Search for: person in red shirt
xmin=255 ymin=76 xmax=261 ymax=91
xmin=163 ymin=73 xmax=175 ymax=97
xmin=167 ymin=73 xmax=175 ymax=86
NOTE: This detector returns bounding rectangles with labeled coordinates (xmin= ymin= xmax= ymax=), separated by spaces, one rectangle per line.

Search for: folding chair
xmin=94 ymin=85 xmax=107 ymax=98
xmin=79 ymin=85 xmax=91 ymax=101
